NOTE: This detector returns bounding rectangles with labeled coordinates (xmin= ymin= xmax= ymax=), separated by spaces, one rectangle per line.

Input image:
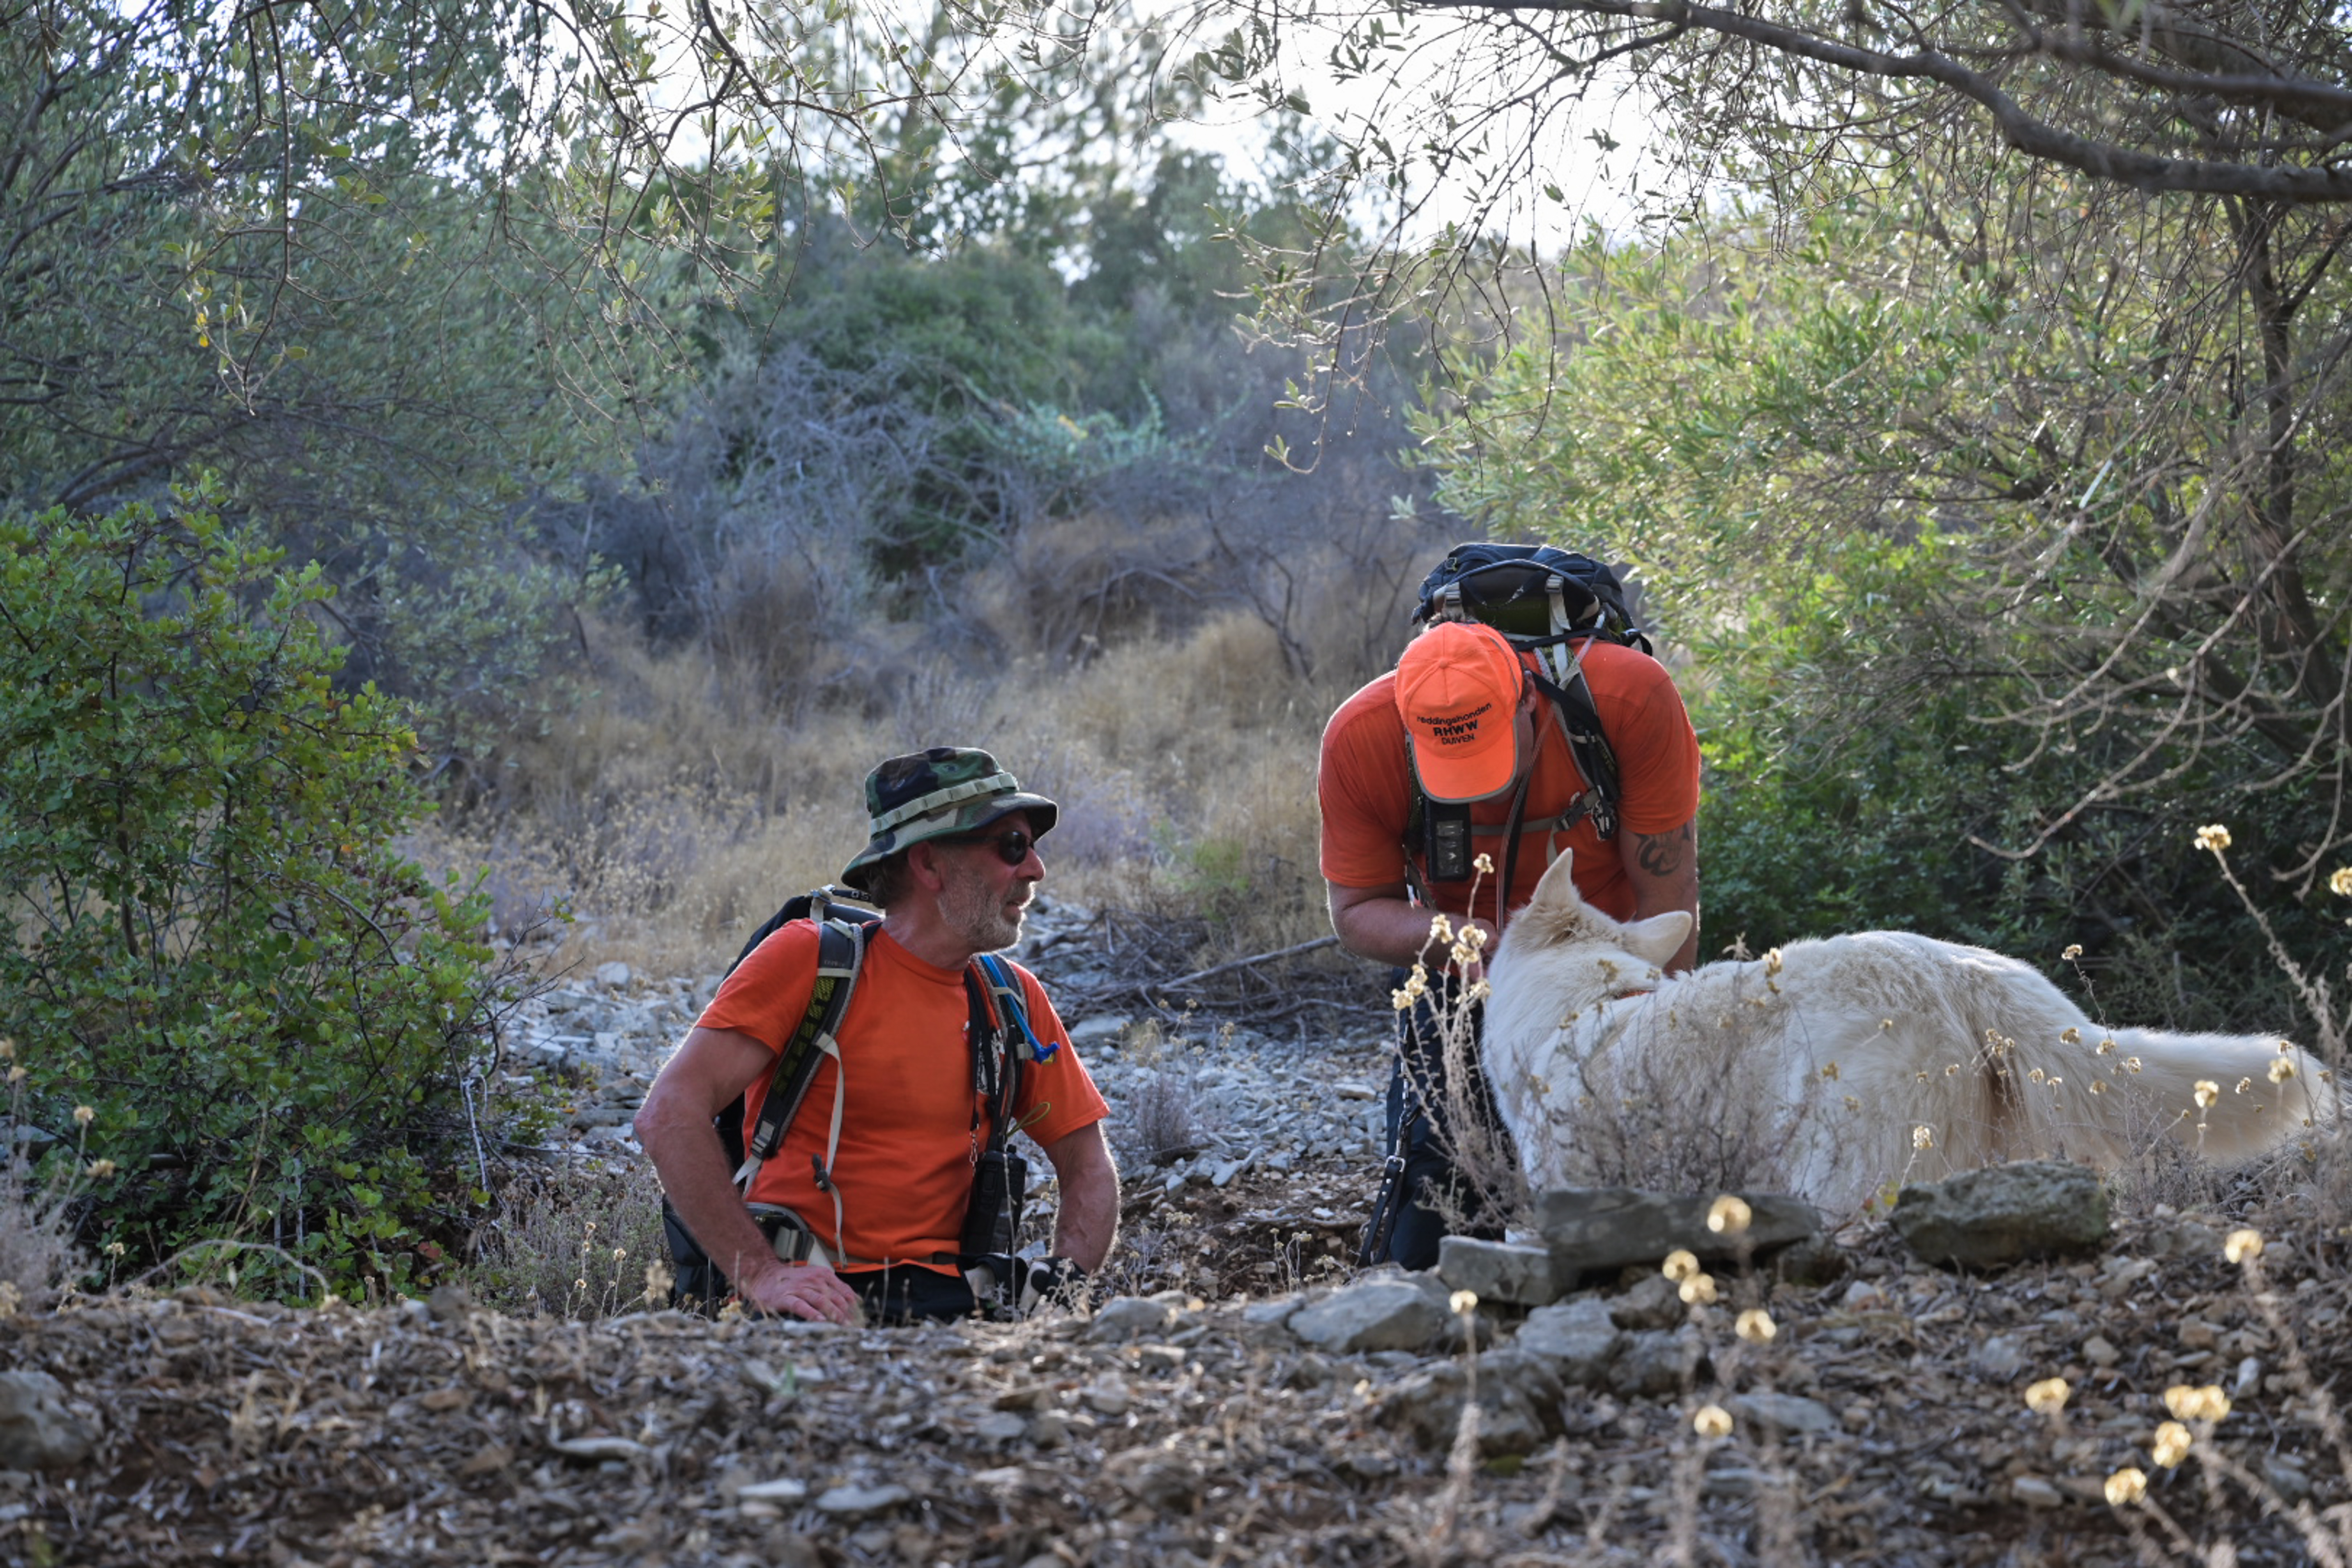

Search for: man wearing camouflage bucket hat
xmin=638 ymin=747 xmax=1119 ymax=1324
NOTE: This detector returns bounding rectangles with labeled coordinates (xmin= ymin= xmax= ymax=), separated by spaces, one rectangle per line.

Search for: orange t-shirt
xmin=696 ymin=923 xmax=1109 ymax=1276
xmin=1318 ymin=640 xmax=1701 ymax=926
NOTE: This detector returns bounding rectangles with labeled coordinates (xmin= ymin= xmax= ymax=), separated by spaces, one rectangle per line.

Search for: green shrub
xmin=0 ymin=489 xmax=511 ymax=1296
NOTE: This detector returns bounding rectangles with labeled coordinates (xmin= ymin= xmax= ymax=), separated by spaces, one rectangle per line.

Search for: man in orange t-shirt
xmin=1320 ymin=603 xmax=1702 ymax=1268
xmin=636 ymin=748 xmax=1117 ymax=1324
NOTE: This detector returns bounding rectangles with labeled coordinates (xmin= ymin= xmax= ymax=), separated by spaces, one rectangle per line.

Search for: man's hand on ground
xmin=736 ymin=1257 xmax=863 ymax=1324
xmin=1017 ymin=1255 xmax=1089 ymax=1314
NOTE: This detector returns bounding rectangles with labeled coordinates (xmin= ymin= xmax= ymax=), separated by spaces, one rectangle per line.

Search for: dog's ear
xmin=1620 ymin=910 xmax=1692 ymax=968
xmin=1525 ymin=849 xmax=1579 ymax=914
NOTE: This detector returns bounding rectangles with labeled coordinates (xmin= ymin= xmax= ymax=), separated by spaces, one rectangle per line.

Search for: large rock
xmin=1890 ymin=1160 xmax=2110 ymax=1268
xmin=1537 ymin=1188 xmax=1822 ymax=1278
xmin=1377 ymin=1348 xmax=1565 ymax=1457
xmin=1436 ymin=1237 xmax=1560 ymax=1307
xmin=1288 ymin=1273 xmax=1452 ymax=1354
xmin=1511 ymin=1295 xmax=1625 ymax=1386
xmin=0 ymin=1370 xmax=94 ymax=1471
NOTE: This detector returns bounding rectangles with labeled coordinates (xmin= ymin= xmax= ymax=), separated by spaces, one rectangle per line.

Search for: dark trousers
xmin=1372 ymin=970 xmax=1516 ymax=1270
xmin=847 ymin=1265 xmax=980 ymax=1323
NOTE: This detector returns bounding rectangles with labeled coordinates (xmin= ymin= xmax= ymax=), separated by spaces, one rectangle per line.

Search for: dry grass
xmin=417 ymin=608 xmax=1350 ymax=979
xmin=0 ymin=1170 xmax=81 ymax=1314
xmin=463 ymin=1159 xmax=671 ymax=1319
xmin=0 ymin=1070 xmax=90 ymax=1312
xmin=1121 ymin=1021 xmax=1207 ymax=1165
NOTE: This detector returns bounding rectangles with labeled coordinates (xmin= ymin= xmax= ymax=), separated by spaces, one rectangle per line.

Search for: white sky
xmin=1137 ymin=0 xmax=1671 ymax=251
xmin=631 ymin=0 xmax=1681 ymax=256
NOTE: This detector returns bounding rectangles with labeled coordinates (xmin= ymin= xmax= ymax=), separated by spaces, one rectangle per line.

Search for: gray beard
xmin=941 ymin=860 xmax=1025 ymax=953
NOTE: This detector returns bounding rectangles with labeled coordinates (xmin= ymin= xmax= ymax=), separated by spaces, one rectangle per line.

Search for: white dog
xmin=1481 ymin=852 xmax=2337 ymax=1214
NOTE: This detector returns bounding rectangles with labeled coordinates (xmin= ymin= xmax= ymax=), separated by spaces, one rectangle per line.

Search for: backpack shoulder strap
xmin=974 ymin=953 xmax=1054 ymax=1064
xmin=1528 ymin=645 xmax=1621 ymax=841
xmin=966 ymin=953 xmax=1059 ymax=1147
xmin=736 ymin=913 xmax=868 ymax=1179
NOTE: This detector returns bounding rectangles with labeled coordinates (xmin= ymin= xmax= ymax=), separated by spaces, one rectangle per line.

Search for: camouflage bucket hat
xmin=839 ymin=747 xmax=1059 ymax=891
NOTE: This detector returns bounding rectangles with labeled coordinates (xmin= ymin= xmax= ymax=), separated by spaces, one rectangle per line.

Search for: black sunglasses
xmin=941 ymin=827 xmax=1034 ymax=866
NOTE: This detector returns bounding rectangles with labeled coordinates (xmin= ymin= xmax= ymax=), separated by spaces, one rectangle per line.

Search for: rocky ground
xmin=3 ymin=898 xmax=2349 ymax=1566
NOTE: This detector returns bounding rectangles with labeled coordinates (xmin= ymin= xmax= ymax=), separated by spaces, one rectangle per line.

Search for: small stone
xmin=1086 ymin=1293 xmax=1185 ymax=1343
xmin=2082 ymin=1335 xmax=2120 ymax=1368
xmin=458 ymin=1442 xmax=512 ymax=1476
xmin=1604 ymin=1329 xmax=1707 ymax=1398
xmin=1838 ymin=1278 xmax=1888 ymax=1312
xmin=1210 ymin=1156 xmax=1250 ymax=1189
xmin=991 ymin=1384 xmax=1051 ymax=1411
xmin=1437 ymin=1237 xmax=1561 ymax=1306
xmin=974 ymin=1413 xmax=1029 ymax=1441
xmin=2179 ymin=1320 xmax=2220 ymax=1351
xmin=1512 ymin=1294 xmax=1625 ymax=1387
xmin=1082 ymin=1382 xmax=1130 ymax=1417
xmin=1891 ymin=1160 xmax=2110 ymax=1268
xmin=549 ymin=1435 xmax=649 ymax=1462
xmin=815 ymin=1483 xmax=911 ymax=1516
xmin=1289 ymin=1274 xmax=1451 ymax=1354
xmin=1702 ymin=1468 xmax=1765 ymax=1499
xmin=1728 ymin=1392 xmax=1839 ymax=1436
xmin=594 ymin=960 xmax=632 ymax=988
xmin=1972 ymin=1335 xmax=2027 ymax=1379
xmin=1611 ymin=1273 xmax=1685 ymax=1331
xmin=1107 ymin=1449 xmax=1202 ymax=1508
xmin=2011 ymin=1476 xmax=2064 ymax=1509
xmin=2263 ymin=1458 xmax=2313 ymax=1506
xmin=1378 ymin=1348 xmax=1565 ymax=1457
xmin=1069 ymin=1017 xmax=1130 ymax=1048
xmin=737 ymin=1478 xmax=809 ymax=1504
xmin=1241 ymin=1294 xmax=1307 ymax=1335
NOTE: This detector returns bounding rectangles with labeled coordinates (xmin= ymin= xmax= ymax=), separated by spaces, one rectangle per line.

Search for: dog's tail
xmin=2085 ymin=1026 xmax=2336 ymax=1162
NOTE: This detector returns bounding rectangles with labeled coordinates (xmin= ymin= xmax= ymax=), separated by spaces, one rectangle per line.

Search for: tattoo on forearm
xmin=1635 ymin=821 xmax=1694 ymax=879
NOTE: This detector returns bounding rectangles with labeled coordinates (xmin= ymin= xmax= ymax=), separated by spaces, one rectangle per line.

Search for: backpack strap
xmin=734 ymin=914 xmax=868 ymax=1264
xmin=1528 ymin=640 xmax=1620 ymax=842
xmin=965 ymin=954 xmax=1049 ymax=1151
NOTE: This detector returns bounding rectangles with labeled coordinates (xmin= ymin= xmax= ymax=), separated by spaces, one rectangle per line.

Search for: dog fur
xmin=1482 ymin=852 xmax=2338 ymax=1214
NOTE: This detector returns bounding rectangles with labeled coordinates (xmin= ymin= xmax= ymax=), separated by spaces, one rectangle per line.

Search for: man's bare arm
xmin=1327 ymin=880 xmax=1495 ymax=974
xmin=1620 ymin=817 xmax=1701 ymax=974
xmin=634 ymin=1026 xmax=862 ymax=1324
xmin=1036 ymin=1121 xmax=1118 ymax=1272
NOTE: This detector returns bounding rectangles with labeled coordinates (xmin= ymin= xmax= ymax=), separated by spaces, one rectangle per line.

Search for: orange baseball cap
xmin=1395 ymin=620 xmax=1529 ymax=802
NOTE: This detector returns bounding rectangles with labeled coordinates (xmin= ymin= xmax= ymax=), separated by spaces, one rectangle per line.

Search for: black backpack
xmin=1411 ymin=543 xmax=1650 ymax=655
xmin=1405 ymin=543 xmax=1654 ymax=888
